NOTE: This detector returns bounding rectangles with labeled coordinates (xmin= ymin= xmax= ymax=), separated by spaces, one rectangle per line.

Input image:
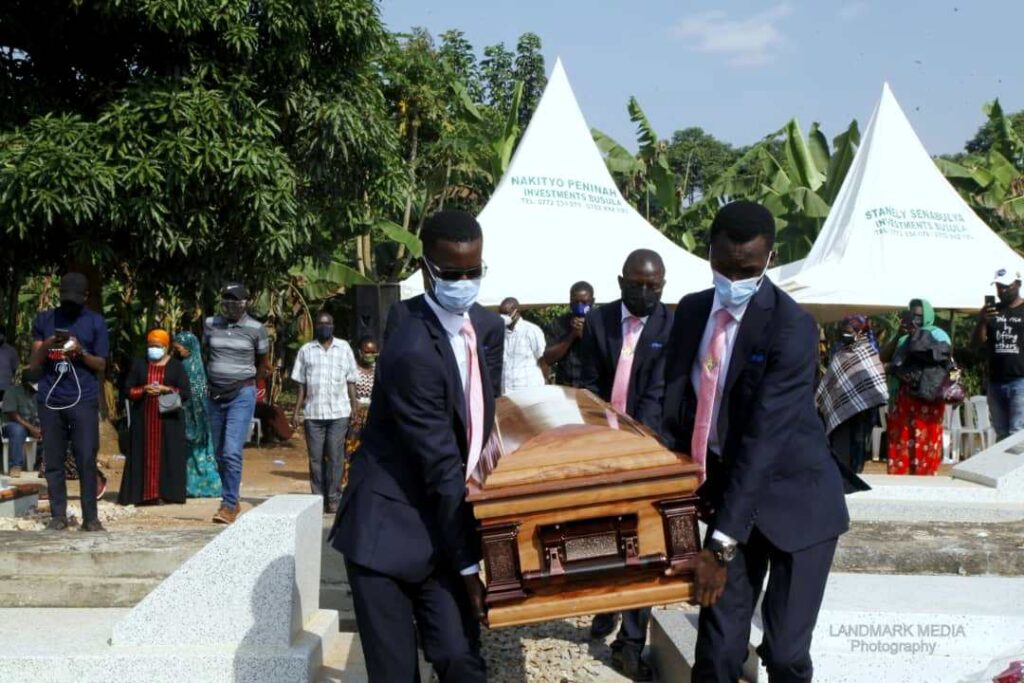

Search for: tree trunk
xmin=393 ymin=117 xmax=421 ymax=266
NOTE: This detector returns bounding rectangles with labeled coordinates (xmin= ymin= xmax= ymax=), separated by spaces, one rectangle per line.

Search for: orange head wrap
xmin=147 ymin=329 xmax=171 ymax=348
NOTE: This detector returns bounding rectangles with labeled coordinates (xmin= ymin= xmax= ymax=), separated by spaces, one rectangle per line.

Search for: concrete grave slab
xmin=651 ymin=573 xmax=1024 ymax=683
xmin=0 ymin=495 xmax=345 ymax=682
xmin=953 ymin=430 xmax=1024 ymax=490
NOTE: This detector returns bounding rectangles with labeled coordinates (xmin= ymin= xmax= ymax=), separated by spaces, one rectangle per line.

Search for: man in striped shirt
xmin=203 ymin=282 xmax=271 ymax=525
xmin=291 ymin=311 xmax=359 ymax=514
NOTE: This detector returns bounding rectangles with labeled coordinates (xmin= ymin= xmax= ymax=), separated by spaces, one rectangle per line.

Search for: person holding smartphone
xmin=974 ymin=268 xmax=1024 ymax=441
xmin=28 ymin=272 xmax=110 ymax=531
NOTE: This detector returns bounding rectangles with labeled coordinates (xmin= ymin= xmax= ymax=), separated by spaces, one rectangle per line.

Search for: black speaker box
xmin=353 ymin=283 xmax=401 ymax=347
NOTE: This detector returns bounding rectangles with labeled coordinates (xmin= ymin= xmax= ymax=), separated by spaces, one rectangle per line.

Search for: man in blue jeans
xmin=975 ymin=267 xmax=1024 ymax=441
xmin=3 ymin=371 xmax=41 ymax=478
xmin=204 ymin=283 xmax=270 ymax=524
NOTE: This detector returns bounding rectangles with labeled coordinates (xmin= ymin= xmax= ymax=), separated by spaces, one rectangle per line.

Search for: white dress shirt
xmin=690 ymin=292 xmax=752 ymax=547
xmin=690 ymin=294 xmax=750 ymax=455
xmin=620 ymin=303 xmax=649 ymax=336
xmin=424 ymin=295 xmax=470 ymax=392
xmin=423 ymin=295 xmax=480 ymax=575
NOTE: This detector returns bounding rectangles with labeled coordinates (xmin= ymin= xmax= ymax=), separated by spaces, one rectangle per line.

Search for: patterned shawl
xmin=816 ymin=339 xmax=890 ymax=435
xmin=173 ymin=331 xmax=210 ymax=447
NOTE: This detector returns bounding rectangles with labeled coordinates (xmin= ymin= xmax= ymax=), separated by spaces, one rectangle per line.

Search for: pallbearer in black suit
xmin=330 ymin=211 xmax=503 ymax=683
xmin=580 ymin=249 xmax=673 ymax=682
xmin=663 ymin=202 xmax=851 ymax=683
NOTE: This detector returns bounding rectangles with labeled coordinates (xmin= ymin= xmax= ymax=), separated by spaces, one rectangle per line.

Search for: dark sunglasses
xmin=422 ymin=257 xmax=488 ymax=282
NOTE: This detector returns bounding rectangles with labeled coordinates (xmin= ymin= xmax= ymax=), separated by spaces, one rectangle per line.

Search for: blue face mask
xmin=147 ymin=346 xmax=166 ymax=362
xmin=711 ymin=251 xmax=772 ymax=308
xmin=570 ymin=302 xmax=591 ymax=316
xmin=431 ymin=278 xmax=481 ymax=315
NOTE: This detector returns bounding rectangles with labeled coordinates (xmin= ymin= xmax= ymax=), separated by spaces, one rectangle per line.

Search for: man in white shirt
xmin=498 ymin=297 xmax=546 ymax=393
xmin=291 ymin=311 xmax=358 ymax=514
xmin=662 ymin=201 xmax=853 ymax=683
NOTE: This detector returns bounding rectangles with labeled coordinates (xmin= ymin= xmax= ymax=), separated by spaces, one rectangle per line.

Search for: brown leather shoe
xmin=212 ymin=504 xmax=239 ymax=525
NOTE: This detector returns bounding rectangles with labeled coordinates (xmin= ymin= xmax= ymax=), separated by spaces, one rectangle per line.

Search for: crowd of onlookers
xmin=3 ymin=264 xmax=1023 ymax=538
xmin=814 ymin=267 xmax=1024 ymax=477
xmin=0 ymin=274 xmax=380 ymax=530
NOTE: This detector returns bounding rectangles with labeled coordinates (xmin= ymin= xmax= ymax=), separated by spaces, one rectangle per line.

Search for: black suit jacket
xmin=331 ymin=295 xmax=504 ymax=582
xmin=662 ymin=282 xmax=850 ymax=553
xmin=579 ymin=300 xmax=673 ymax=434
xmin=385 ymin=298 xmax=503 ymax=396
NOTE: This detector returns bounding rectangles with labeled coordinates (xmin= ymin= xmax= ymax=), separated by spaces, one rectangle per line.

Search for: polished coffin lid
xmin=465 ymin=386 xmax=697 ymax=502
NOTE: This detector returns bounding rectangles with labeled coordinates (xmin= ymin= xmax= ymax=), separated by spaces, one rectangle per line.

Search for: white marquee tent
xmin=400 ymin=59 xmax=711 ymax=306
xmin=775 ymin=83 xmax=1024 ymax=320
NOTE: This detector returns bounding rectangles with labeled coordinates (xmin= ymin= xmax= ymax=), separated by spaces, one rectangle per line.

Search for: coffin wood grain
xmin=486 ymin=574 xmax=694 ymax=628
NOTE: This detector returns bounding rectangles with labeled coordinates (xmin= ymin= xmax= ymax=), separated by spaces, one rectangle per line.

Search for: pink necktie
xmin=460 ymin=320 xmax=485 ymax=482
xmin=691 ymin=309 xmax=733 ymax=479
xmin=610 ymin=316 xmax=643 ymax=414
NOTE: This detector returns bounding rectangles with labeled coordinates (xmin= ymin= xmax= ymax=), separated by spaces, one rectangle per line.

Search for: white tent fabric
xmin=400 ymin=59 xmax=711 ymax=306
xmin=777 ymin=83 xmax=1024 ymax=319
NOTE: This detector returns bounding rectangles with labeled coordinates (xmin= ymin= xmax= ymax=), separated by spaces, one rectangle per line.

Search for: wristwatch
xmin=707 ymin=537 xmax=738 ymax=565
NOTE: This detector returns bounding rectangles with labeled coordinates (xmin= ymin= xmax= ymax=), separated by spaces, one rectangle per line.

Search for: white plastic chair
xmin=958 ymin=396 xmax=993 ymax=459
xmin=246 ymin=418 xmax=262 ymax=447
xmin=2 ymin=435 xmax=38 ymax=473
xmin=870 ymin=407 xmax=888 ymax=462
xmin=943 ymin=404 xmax=963 ymax=463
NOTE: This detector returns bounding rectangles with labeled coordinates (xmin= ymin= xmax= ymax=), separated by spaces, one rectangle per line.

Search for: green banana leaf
xmin=822 ymin=120 xmax=860 ymax=205
xmin=782 ymin=118 xmax=825 ymax=191
xmin=807 ymin=122 xmax=831 ymax=176
xmin=375 ymin=219 xmax=423 ymax=258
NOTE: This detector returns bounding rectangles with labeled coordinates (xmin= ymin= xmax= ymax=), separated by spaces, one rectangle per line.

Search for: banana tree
xmin=679 ymin=118 xmax=860 ymax=263
xmin=593 ymin=97 xmax=699 ymax=250
xmin=937 ymin=99 xmax=1024 ymax=248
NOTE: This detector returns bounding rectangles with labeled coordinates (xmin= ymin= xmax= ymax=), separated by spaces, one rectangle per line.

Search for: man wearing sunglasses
xmin=330 ymin=210 xmax=503 ymax=683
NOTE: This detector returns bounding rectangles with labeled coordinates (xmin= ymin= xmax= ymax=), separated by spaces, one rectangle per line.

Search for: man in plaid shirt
xmin=291 ymin=311 xmax=359 ymax=514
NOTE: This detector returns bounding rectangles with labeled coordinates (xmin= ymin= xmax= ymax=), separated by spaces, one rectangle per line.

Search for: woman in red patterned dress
xmin=117 ymin=329 xmax=191 ymax=505
xmin=881 ymin=299 xmax=952 ymax=475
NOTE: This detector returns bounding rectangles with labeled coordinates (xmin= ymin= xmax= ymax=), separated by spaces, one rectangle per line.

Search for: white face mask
xmin=500 ymin=314 xmax=514 ymax=328
xmin=710 ymin=249 xmax=773 ymax=308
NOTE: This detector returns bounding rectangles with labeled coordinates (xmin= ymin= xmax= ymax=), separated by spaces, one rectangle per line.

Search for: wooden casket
xmin=466 ymin=386 xmax=702 ymax=628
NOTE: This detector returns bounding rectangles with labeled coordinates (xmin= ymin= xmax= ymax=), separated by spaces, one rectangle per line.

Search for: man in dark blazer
xmin=662 ymin=201 xmax=851 ymax=683
xmin=330 ymin=210 xmax=503 ymax=682
xmin=580 ymin=248 xmax=672 ymax=681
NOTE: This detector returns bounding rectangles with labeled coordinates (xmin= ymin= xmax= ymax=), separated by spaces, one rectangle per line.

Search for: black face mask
xmin=621 ymin=284 xmax=661 ymax=318
xmin=60 ymin=300 xmax=84 ymax=317
xmin=221 ymin=300 xmax=246 ymax=322
xmin=315 ymin=324 xmax=334 ymax=342
xmin=840 ymin=332 xmax=856 ymax=346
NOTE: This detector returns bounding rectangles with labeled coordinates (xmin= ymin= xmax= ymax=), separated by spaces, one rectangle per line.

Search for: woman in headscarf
xmin=172 ymin=331 xmax=221 ymax=497
xmin=117 ymin=329 xmax=190 ymax=505
xmin=816 ymin=315 xmax=889 ymax=473
xmin=880 ymin=299 xmax=953 ymax=476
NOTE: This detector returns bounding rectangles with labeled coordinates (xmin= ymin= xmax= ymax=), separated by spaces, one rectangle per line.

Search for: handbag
xmin=158 ymin=392 xmax=182 ymax=414
xmin=938 ymin=366 xmax=967 ymax=405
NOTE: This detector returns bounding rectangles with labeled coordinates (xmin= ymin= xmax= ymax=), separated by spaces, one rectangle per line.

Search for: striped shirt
xmin=291 ymin=338 xmax=359 ymax=420
xmin=203 ymin=314 xmax=270 ymax=388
